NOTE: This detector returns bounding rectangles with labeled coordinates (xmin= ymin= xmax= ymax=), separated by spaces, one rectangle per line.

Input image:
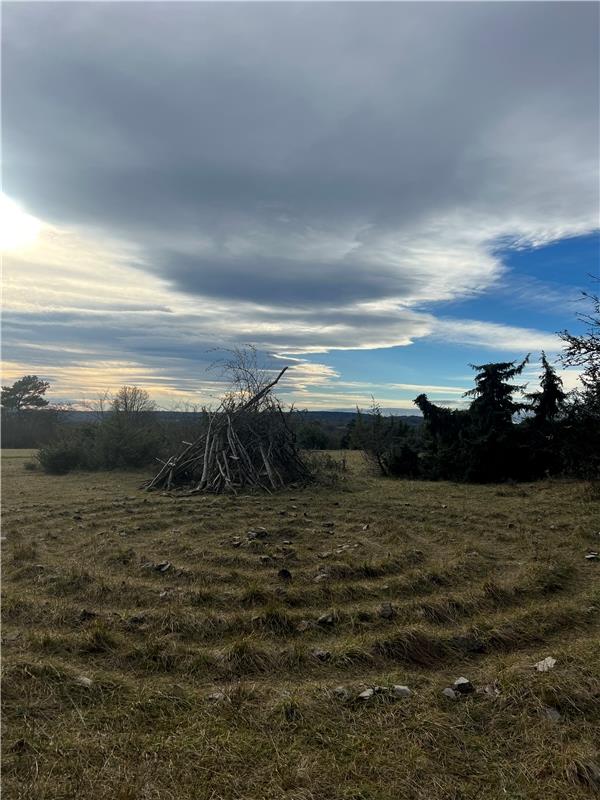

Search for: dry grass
xmin=2 ymin=450 xmax=599 ymax=799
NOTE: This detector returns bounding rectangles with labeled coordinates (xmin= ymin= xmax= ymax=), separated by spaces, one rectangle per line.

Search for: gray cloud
xmin=4 ymin=4 xmax=597 ymax=226
xmin=2 ymin=2 xmax=598 ymax=395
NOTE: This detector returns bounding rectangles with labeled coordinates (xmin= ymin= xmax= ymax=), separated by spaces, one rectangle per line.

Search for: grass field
xmin=2 ymin=450 xmax=599 ymax=799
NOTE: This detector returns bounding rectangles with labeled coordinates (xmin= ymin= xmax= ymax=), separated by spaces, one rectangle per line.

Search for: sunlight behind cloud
xmin=0 ymin=193 xmax=42 ymax=252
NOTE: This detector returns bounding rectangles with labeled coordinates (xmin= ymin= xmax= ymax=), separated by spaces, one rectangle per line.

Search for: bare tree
xmin=111 ymin=386 xmax=156 ymax=417
xmin=211 ymin=345 xmax=275 ymax=403
xmin=559 ymin=288 xmax=600 ymax=372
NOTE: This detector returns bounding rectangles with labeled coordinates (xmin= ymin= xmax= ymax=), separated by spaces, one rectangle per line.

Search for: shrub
xmin=37 ymin=416 xmax=164 ymax=474
xmin=92 ymin=415 xmax=162 ymax=469
xmin=37 ymin=439 xmax=84 ymax=474
xmin=353 ymin=402 xmax=421 ymax=477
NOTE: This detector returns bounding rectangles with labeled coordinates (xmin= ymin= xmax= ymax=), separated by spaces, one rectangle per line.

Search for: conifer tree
xmin=464 ymin=357 xmax=529 ymax=430
xmin=1 ymin=375 xmax=50 ymax=411
xmin=525 ymin=352 xmax=566 ymax=425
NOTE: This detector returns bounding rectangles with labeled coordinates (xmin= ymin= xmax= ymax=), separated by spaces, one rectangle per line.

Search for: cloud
xmin=2 ymin=3 xmax=598 ymax=403
xmin=431 ymin=319 xmax=562 ymax=354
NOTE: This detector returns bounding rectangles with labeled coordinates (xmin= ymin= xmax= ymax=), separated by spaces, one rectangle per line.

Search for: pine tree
xmin=1 ymin=375 xmax=50 ymax=411
xmin=465 ymin=357 xmax=529 ymax=430
xmin=525 ymin=352 xmax=566 ymax=425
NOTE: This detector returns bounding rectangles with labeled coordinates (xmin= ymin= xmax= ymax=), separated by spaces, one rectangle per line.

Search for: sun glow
xmin=0 ymin=194 xmax=42 ymax=251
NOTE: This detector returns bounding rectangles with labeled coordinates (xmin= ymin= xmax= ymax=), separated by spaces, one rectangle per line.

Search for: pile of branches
xmin=145 ymin=367 xmax=311 ymax=493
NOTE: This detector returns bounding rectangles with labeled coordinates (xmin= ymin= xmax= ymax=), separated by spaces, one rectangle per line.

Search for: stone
xmin=155 ymin=561 xmax=171 ymax=573
xmin=362 ymin=524 xmax=370 ymax=531
xmin=259 ymin=555 xmax=274 ymax=564
xmin=247 ymin=527 xmax=268 ymax=540
xmin=277 ymin=568 xmax=292 ymax=581
xmin=322 ymin=522 xmax=335 ymax=529
xmin=453 ymin=677 xmax=474 ymax=694
xmin=442 ymin=687 xmax=458 ymax=700
xmin=535 ymin=656 xmax=557 ymax=672
xmin=75 ymin=675 xmax=93 ymax=688
xmin=333 ymin=686 xmax=351 ymax=701
xmin=585 ymin=552 xmax=599 ymax=561
xmin=392 ymin=685 xmax=411 ymax=698
xmin=207 ymin=691 xmax=226 ymax=702
xmin=542 ymin=705 xmax=561 ymax=722
xmin=318 ymin=612 xmax=335 ymax=626
xmin=358 ymin=688 xmax=375 ymax=701
xmin=312 ymin=649 xmax=331 ymax=662
xmin=314 ymin=571 xmax=330 ymax=583
xmin=378 ymin=602 xmax=395 ymax=620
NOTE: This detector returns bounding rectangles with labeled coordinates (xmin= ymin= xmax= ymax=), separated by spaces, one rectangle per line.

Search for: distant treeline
xmin=0 ymin=405 xmax=420 ymax=452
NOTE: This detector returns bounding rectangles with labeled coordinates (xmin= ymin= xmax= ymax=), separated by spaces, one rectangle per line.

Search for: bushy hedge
xmin=37 ymin=416 xmax=164 ymax=474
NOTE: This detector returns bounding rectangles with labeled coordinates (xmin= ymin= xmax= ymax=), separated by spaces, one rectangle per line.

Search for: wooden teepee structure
xmin=145 ymin=366 xmax=311 ymax=493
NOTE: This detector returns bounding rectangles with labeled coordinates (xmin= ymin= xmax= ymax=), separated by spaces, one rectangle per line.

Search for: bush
xmin=295 ymin=421 xmax=329 ymax=450
xmin=352 ymin=403 xmax=421 ymax=477
xmin=37 ymin=416 xmax=164 ymax=474
xmin=37 ymin=439 xmax=83 ymax=474
xmin=92 ymin=415 xmax=162 ymax=469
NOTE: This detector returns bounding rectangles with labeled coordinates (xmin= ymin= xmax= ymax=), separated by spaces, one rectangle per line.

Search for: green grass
xmin=2 ymin=451 xmax=599 ymax=799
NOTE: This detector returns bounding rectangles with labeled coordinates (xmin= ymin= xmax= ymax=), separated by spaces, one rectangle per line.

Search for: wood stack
xmin=145 ymin=367 xmax=311 ymax=493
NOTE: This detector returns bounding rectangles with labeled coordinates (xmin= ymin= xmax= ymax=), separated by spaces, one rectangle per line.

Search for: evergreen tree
xmin=460 ymin=357 xmax=529 ymax=481
xmin=525 ymin=352 xmax=566 ymax=426
xmin=413 ymin=394 xmax=470 ymax=480
xmin=465 ymin=357 xmax=529 ymax=429
xmin=1 ymin=375 xmax=50 ymax=410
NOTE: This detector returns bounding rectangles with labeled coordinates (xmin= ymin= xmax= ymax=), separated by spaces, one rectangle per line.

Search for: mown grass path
xmin=2 ymin=452 xmax=599 ymax=799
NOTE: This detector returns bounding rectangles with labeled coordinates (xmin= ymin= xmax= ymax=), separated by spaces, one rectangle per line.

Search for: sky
xmin=1 ymin=1 xmax=599 ymax=411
